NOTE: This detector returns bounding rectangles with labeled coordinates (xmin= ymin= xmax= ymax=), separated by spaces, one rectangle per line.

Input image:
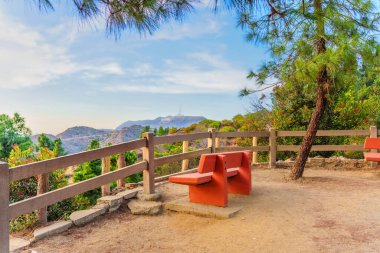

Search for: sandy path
xmin=26 ymin=169 xmax=380 ymax=253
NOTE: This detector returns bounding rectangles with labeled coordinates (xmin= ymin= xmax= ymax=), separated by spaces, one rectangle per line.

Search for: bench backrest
xmin=364 ymin=138 xmax=380 ymax=149
xmin=198 ymin=154 xmax=217 ymax=173
xmin=197 ymin=151 xmax=247 ymax=173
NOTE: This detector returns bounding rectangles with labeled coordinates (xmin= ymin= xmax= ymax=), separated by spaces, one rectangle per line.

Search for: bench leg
xmin=188 ymin=182 xmax=228 ymax=207
xmin=228 ymin=152 xmax=252 ymax=195
xmin=188 ymin=155 xmax=228 ymax=207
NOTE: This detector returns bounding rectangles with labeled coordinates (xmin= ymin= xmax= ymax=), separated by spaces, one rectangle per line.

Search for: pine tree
xmin=237 ymin=0 xmax=380 ymax=179
xmin=36 ymin=0 xmax=193 ymax=37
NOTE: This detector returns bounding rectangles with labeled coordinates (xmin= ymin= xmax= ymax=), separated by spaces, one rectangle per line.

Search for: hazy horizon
xmin=29 ymin=113 xmax=228 ymax=135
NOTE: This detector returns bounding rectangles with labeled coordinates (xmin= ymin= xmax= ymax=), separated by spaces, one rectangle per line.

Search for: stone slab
xmin=33 ymin=221 xmax=72 ymax=241
xmin=10 ymin=237 xmax=30 ymax=252
xmin=92 ymin=203 xmax=109 ymax=212
xmin=97 ymin=195 xmax=123 ymax=207
xmin=70 ymin=208 xmax=106 ymax=226
xmin=116 ymin=189 xmax=138 ymax=200
xmin=164 ymin=198 xmax=243 ymax=219
xmin=128 ymin=200 xmax=162 ymax=215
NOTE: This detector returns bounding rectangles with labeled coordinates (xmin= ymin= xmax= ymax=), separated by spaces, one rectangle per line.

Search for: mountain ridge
xmin=32 ymin=115 xmax=206 ymax=153
xmin=116 ymin=115 xmax=206 ymax=130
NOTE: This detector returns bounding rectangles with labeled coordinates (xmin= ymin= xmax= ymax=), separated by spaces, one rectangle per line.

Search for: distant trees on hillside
xmin=0 ymin=113 xmax=33 ymax=160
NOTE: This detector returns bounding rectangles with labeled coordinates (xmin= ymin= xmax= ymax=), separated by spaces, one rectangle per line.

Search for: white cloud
xmin=0 ymin=11 xmax=75 ymax=89
xmin=103 ymin=52 xmax=252 ymax=94
xmin=0 ymin=11 xmax=122 ymax=89
xmin=80 ymin=63 xmax=125 ymax=79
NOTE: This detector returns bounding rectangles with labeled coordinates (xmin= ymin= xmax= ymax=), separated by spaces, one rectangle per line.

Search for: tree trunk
xmin=289 ymin=0 xmax=328 ymax=180
xmin=289 ymin=77 xmax=328 ymax=179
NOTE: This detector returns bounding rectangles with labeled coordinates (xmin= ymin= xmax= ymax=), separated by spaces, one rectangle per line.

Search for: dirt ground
xmin=25 ymin=168 xmax=380 ymax=253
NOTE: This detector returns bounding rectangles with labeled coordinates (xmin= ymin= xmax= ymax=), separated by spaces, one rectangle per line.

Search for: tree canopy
xmin=0 ymin=113 xmax=32 ymax=160
xmin=238 ymin=0 xmax=380 ymax=179
xmin=36 ymin=0 xmax=194 ymax=37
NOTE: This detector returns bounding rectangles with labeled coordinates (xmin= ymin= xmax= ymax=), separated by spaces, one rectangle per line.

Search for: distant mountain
xmin=31 ymin=115 xmax=207 ymax=154
xmin=116 ymin=115 xmax=206 ymax=130
xmin=32 ymin=125 xmax=143 ymax=154
xmin=57 ymin=126 xmax=109 ymax=139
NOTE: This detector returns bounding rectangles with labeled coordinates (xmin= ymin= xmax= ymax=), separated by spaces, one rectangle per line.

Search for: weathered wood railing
xmin=0 ymin=126 xmax=378 ymax=252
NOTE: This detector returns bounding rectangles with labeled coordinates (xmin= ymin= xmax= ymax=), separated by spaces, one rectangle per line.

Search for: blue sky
xmin=0 ymin=1 xmax=268 ymax=134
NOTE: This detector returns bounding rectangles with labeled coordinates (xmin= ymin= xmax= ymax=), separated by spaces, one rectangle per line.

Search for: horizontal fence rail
xmin=277 ymin=145 xmax=365 ymax=152
xmin=277 ymin=130 xmax=370 ymax=137
xmin=215 ymin=131 xmax=270 ymax=138
xmin=155 ymin=132 xmax=210 ymax=145
xmin=215 ymin=146 xmax=270 ymax=152
xmin=155 ymin=148 xmax=211 ymax=167
xmin=9 ymin=162 xmax=147 ymax=219
xmin=0 ymin=126 xmax=378 ymax=252
xmin=10 ymin=139 xmax=147 ymax=182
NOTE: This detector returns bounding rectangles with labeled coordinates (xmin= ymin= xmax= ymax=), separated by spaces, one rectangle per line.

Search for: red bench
xmin=364 ymin=138 xmax=380 ymax=162
xmin=169 ymin=151 xmax=252 ymax=207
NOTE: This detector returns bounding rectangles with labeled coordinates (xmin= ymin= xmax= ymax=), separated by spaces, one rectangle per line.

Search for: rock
xmin=97 ymin=195 xmax=125 ymax=213
xmin=70 ymin=208 xmax=106 ymax=226
xmin=108 ymin=206 xmax=120 ymax=213
xmin=308 ymin=157 xmax=325 ymax=167
xmin=10 ymin=237 xmax=30 ymax=252
xmin=97 ymin=195 xmax=123 ymax=207
xmin=128 ymin=200 xmax=162 ymax=215
xmin=116 ymin=189 xmax=138 ymax=200
xmin=33 ymin=221 xmax=72 ymax=241
xmin=92 ymin=203 xmax=110 ymax=212
xmin=137 ymin=191 xmax=161 ymax=201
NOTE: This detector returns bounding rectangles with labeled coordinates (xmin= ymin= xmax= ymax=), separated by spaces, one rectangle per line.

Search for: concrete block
xmin=128 ymin=200 xmax=162 ymax=215
xmin=10 ymin=237 xmax=30 ymax=252
xmin=165 ymin=198 xmax=243 ymax=219
xmin=137 ymin=191 xmax=161 ymax=201
xmin=70 ymin=208 xmax=106 ymax=226
xmin=33 ymin=221 xmax=72 ymax=241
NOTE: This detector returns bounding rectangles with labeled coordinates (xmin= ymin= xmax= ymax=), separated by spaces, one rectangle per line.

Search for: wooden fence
xmin=0 ymin=126 xmax=378 ymax=252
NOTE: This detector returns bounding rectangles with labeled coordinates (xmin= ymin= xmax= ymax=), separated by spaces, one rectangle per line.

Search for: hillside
xmin=116 ymin=115 xmax=206 ymax=130
xmin=31 ymin=115 xmax=208 ymax=154
xmin=32 ymin=125 xmax=143 ymax=154
xmin=57 ymin=126 xmax=109 ymax=139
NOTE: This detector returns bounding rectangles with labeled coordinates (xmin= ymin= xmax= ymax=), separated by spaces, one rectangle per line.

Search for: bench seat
xmin=169 ymin=173 xmax=212 ymax=185
xmin=169 ymin=168 xmax=240 ymax=185
xmin=363 ymin=138 xmax=380 ymax=162
xmin=364 ymin=152 xmax=380 ymax=162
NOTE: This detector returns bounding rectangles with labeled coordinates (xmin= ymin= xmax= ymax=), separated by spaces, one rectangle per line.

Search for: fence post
xmin=370 ymin=126 xmax=378 ymax=168
xmin=181 ymin=140 xmax=189 ymax=171
xmin=117 ymin=153 xmax=126 ymax=188
xmin=37 ymin=173 xmax=49 ymax=224
xmin=215 ymin=137 xmax=220 ymax=149
xmin=252 ymin=137 xmax=258 ymax=164
xmin=142 ymin=132 xmax=155 ymax=194
xmin=67 ymin=165 xmax=76 ymax=185
xmin=208 ymin=128 xmax=216 ymax=153
xmin=269 ymin=128 xmax=277 ymax=168
xmin=101 ymin=156 xmax=111 ymax=196
xmin=0 ymin=162 xmax=9 ymax=253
